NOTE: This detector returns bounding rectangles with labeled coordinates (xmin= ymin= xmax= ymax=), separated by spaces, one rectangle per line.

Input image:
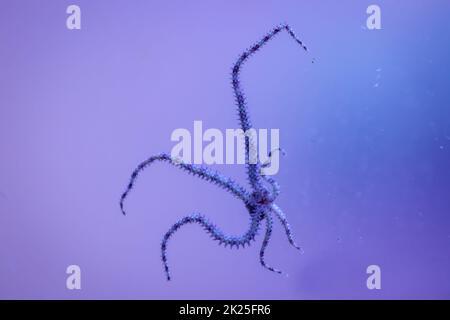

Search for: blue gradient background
xmin=1 ymin=0 xmax=449 ymax=299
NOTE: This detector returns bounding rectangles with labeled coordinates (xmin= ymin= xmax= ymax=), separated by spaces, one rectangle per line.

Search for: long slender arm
xmin=231 ymin=24 xmax=308 ymax=190
xmin=271 ymin=203 xmax=302 ymax=251
xmin=259 ymin=212 xmax=282 ymax=274
xmin=161 ymin=213 xmax=261 ymax=280
xmin=120 ymin=153 xmax=250 ymax=215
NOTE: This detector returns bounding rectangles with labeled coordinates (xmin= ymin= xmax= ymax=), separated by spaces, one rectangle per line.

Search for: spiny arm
xmin=120 ymin=153 xmax=250 ymax=215
xmin=231 ymin=24 xmax=308 ymax=189
xmin=259 ymin=212 xmax=282 ymax=274
xmin=271 ymin=203 xmax=302 ymax=251
xmin=161 ymin=213 xmax=261 ymax=280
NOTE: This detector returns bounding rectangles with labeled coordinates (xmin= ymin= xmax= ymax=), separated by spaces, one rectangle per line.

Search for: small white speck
xmin=440 ymin=145 xmax=444 ymax=150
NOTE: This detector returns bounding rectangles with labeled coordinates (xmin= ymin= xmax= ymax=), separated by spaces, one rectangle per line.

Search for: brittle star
xmin=120 ymin=23 xmax=309 ymax=281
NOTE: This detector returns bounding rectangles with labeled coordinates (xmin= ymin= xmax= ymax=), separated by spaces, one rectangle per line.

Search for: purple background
xmin=1 ymin=0 xmax=450 ymax=299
